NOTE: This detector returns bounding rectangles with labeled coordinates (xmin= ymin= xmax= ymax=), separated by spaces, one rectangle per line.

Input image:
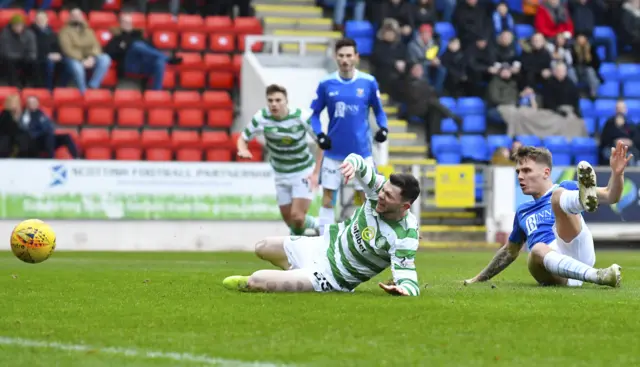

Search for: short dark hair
xmin=389 ymin=173 xmax=421 ymax=204
xmin=511 ymin=146 xmax=553 ymax=169
xmin=265 ymin=84 xmax=287 ymax=97
xmin=334 ymin=38 xmax=358 ymax=54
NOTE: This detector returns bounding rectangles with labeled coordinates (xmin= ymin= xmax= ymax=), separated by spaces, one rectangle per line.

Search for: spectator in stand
xmin=58 ymin=8 xmax=112 ymax=94
xmin=376 ymin=0 xmax=415 ymax=41
xmin=465 ymin=35 xmax=499 ymax=95
xmin=371 ymin=19 xmax=407 ymax=100
xmin=0 ymin=0 xmax=51 ymax=12
xmin=21 ymin=96 xmax=79 ymax=159
xmin=399 ymin=63 xmax=463 ymax=143
xmin=571 ymin=33 xmax=602 ymax=98
xmin=546 ymin=33 xmax=578 ymax=83
xmin=31 ymin=10 xmax=66 ymax=90
xmin=453 ymin=0 xmax=491 ymax=49
xmin=569 ymin=0 xmax=614 ymax=61
xmin=0 ymin=94 xmax=30 ymax=158
xmin=535 ymin=0 xmax=574 ymax=39
xmin=105 ymin=13 xmax=182 ymax=91
xmin=333 ymin=0 xmax=366 ymax=31
xmin=493 ymin=2 xmax=515 ymax=35
xmin=0 ymin=15 xmax=39 ymax=88
xmin=407 ymin=24 xmax=446 ymax=93
xmin=413 ymin=0 xmax=438 ymax=27
xmin=599 ymin=100 xmax=640 ymax=165
xmin=621 ymin=0 xmax=640 ymax=52
xmin=520 ymin=33 xmax=553 ymax=89
xmin=441 ymin=37 xmax=470 ymax=97
xmin=437 ymin=0 xmax=456 ymax=23
xmin=486 ymin=66 xmax=520 ymax=125
xmin=495 ymin=30 xmax=521 ymax=75
xmin=541 ymin=62 xmax=581 ymax=117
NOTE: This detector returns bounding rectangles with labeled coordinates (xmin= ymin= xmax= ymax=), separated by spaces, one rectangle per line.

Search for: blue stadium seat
xmin=618 ymin=64 xmax=640 ymax=81
xmin=583 ymin=117 xmax=596 ymax=136
xmin=439 ymin=97 xmax=456 ymax=112
xmin=593 ymin=26 xmax=617 ymax=60
xmin=354 ymin=38 xmax=373 ymax=55
xmin=515 ymin=24 xmax=534 ymax=40
xmin=515 ymin=135 xmax=541 ymax=147
xmin=435 ymin=22 xmax=455 ymax=41
xmin=345 ymin=21 xmax=374 ymax=38
xmin=431 ymin=134 xmax=461 ymax=164
xmin=440 ymin=118 xmax=458 ymax=133
xmin=599 ymin=63 xmax=618 ymax=81
xmin=623 ymin=81 xmax=640 ymax=98
xmin=579 ymin=98 xmax=594 ymax=117
xmin=597 ymin=82 xmax=619 ymax=98
xmin=475 ymin=171 xmax=483 ymax=202
xmin=460 ymin=135 xmax=488 ymax=161
xmin=594 ymin=99 xmax=617 ymax=118
xmin=487 ymin=134 xmax=512 ymax=154
xmin=543 ymin=136 xmax=572 ymax=166
xmin=626 ymin=100 xmax=640 ymax=117
xmin=598 ymin=117 xmax=609 ymax=132
xmin=572 ymin=137 xmax=598 ymax=165
xmin=462 ymin=115 xmax=486 ymax=133
xmin=457 ymin=97 xmax=485 ymax=115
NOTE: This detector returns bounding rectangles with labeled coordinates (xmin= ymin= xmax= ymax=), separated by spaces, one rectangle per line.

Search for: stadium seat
xmin=160 ymin=69 xmax=176 ymax=89
xmin=457 ymin=97 xmax=485 ymax=115
xmin=460 ymin=135 xmax=488 ymax=161
xmin=572 ymin=137 xmax=598 ymax=165
xmin=543 ymin=136 xmax=571 ymax=166
xmin=148 ymin=108 xmax=175 ymax=127
xmin=173 ymin=91 xmax=202 ymax=109
xmin=53 ymin=88 xmax=83 ymax=105
xmin=177 ymin=109 xmax=204 ymax=128
xmin=178 ymin=14 xmax=205 ymax=32
xmin=206 ymin=149 xmax=232 ymax=162
xmin=462 ymin=115 xmax=486 ymax=133
xmin=95 ymin=29 xmax=113 ymax=47
xmin=618 ymin=64 xmax=640 ymax=81
xmin=431 ymin=134 xmax=461 ymax=164
xmin=594 ymin=99 xmax=617 ymax=118
xmin=21 ymin=88 xmax=52 ymax=106
xmin=579 ymin=98 xmax=594 ymax=117
xmin=87 ymin=107 xmax=115 ymax=126
xmin=434 ymin=22 xmax=455 ymax=41
xmin=207 ymin=109 xmax=234 ymax=128
xmin=487 ymin=135 xmax=513 ymax=155
xmin=152 ymin=30 xmax=178 ymax=50
xmin=597 ymin=82 xmax=619 ymax=98
xmin=172 ymin=130 xmax=200 ymax=149
xmin=0 ymin=86 xmax=18 ymax=104
xmin=440 ymin=118 xmax=458 ymax=133
xmin=180 ymin=32 xmax=206 ymax=51
xmin=599 ymin=63 xmax=618 ymax=81
xmin=233 ymin=17 xmax=262 ymax=35
xmin=204 ymin=54 xmax=232 ymax=71
xmin=345 ymin=21 xmax=374 ymax=38
xmin=102 ymin=0 xmax=122 ymax=11
xmin=102 ymin=66 xmax=118 ymax=87
xmin=180 ymin=70 xmax=206 ymax=89
xmin=623 ymin=81 xmax=640 ymax=98
xmin=58 ymin=9 xmax=69 ymax=24
xmin=204 ymin=16 xmax=233 ymax=33
xmin=514 ymin=24 xmax=534 ymax=40
xmin=141 ymin=129 xmax=171 ymax=148
xmin=88 ymin=11 xmax=118 ymax=29
xmin=143 ymin=90 xmax=172 ymax=108
xmin=209 ymin=33 xmax=235 ymax=53
xmin=111 ymin=129 xmax=140 ymax=147
xmin=237 ymin=33 xmax=263 ymax=52
xmin=515 ymin=135 xmax=541 ymax=146
xmin=118 ymin=107 xmax=145 ymax=127
xmin=129 ymin=12 xmax=147 ymax=29
xmin=202 ymin=91 xmax=233 ymax=108
xmin=439 ymin=97 xmax=456 ymax=112
xmin=208 ymin=71 xmax=235 ymax=90
xmin=176 ymin=52 xmax=205 ymax=70
xmin=583 ymin=117 xmax=597 ymax=135
xmin=0 ymin=9 xmax=26 ymax=29
xmin=114 ymin=90 xmax=142 ymax=107
xmin=177 ymin=148 xmax=203 ymax=161
xmin=146 ymin=148 xmax=173 ymax=161
xmin=232 ymin=54 xmax=242 ymax=75
xmin=116 ymin=147 xmax=143 ymax=160
xmin=202 ymin=131 xmax=230 ymax=148
xmin=80 ymin=128 xmax=110 ymax=147
xmin=57 ymin=106 xmax=84 ymax=126
xmin=147 ymin=13 xmax=178 ymax=32
xmin=84 ymin=89 xmax=113 ymax=107
xmin=85 ymin=147 xmax=112 ymax=160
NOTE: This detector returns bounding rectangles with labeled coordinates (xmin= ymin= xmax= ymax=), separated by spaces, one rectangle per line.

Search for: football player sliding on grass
xmin=464 ymin=142 xmax=631 ymax=288
xmin=223 ymin=153 xmax=422 ymax=296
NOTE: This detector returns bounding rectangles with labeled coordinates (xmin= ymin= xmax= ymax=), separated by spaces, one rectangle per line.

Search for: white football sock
xmin=318 ymin=206 xmax=335 ymax=235
xmin=559 ymin=190 xmax=584 ymax=215
xmin=543 ymin=251 xmax=598 ymax=283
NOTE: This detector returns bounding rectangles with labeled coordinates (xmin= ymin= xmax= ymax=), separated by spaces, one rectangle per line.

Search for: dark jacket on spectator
xmin=598 ymin=114 xmax=639 ymax=164
xmin=465 ymin=42 xmax=497 ymax=74
xmin=21 ymin=109 xmax=55 ymax=138
xmin=30 ymin=24 xmax=60 ymax=62
xmin=569 ymin=0 xmax=596 ymax=37
xmin=621 ymin=2 xmax=640 ymax=43
xmin=413 ymin=0 xmax=437 ymax=27
xmin=104 ymin=28 xmax=146 ymax=75
xmin=441 ymin=47 xmax=467 ymax=81
xmin=495 ymin=41 xmax=518 ymax=64
xmin=371 ymin=38 xmax=407 ymax=97
xmin=542 ymin=77 xmax=581 ymax=116
xmin=0 ymin=110 xmax=30 ymax=158
xmin=0 ymin=27 xmax=37 ymax=61
xmin=377 ymin=0 xmax=414 ymax=29
xmin=571 ymin=41 xmax=603 ymax=82
xmin=521 ymin=46 xmax=552 ymax=85
xmin=487 ymin=75 xmax=519 ymax=106
xmin=453 ymin=1 xmax=491 ymax=47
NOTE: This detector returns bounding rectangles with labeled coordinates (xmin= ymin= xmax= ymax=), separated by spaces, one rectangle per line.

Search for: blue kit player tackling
xmin=310 ymin=38 xmax=388 ymax=234
xmin=465 ymin=142 xmax=632 ymax=288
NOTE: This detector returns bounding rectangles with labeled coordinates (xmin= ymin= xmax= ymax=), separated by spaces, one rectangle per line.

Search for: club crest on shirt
xmin=361 ymin=226 xmax=376 ymax=241
xmin=356 ymin=88 xmax=364 ymax=97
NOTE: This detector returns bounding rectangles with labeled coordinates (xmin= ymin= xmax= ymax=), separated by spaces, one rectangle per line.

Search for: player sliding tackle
xmin=237 ymin=85 xmax=322 ymax=236
xmin=464 ymin=142 xmax=632 ymax=288
xmin=223 ymin=153 xmax=422 ymax=296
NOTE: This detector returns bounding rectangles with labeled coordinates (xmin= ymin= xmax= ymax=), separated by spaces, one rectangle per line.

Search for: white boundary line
xmin=0 ymin=336 xmax=292 ymax=367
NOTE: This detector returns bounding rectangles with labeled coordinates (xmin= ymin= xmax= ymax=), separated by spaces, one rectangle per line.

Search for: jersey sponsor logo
xmin=361 ymin=226 xmax=376 ymax=241
xmin=399 ymin=257 xmax=415 ymax=268
xmin=352 ymin=222 xmax=367 ymax=253
xmin=334 ymin=102 xmax=360 ymax=118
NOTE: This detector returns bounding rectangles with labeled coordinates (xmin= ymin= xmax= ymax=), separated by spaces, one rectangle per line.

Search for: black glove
xmin=374 ymin=128 xmax=388 ymax=143
xmin=317 ymin=133 xmax=332 ymax=150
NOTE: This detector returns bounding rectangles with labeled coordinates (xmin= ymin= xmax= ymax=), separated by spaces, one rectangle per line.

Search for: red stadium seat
xmin=116 ymin=147 xmax=143 ymax=160
xmin=21 ymin=88 xmax=52 ymax=106
xmin=143 ymin=90 xmax=172 ymax=108
xmin=114 ymin=90 xmax=142 ymax=107
xmin=176 ymin=52 xmax=204 ymax=70
xmin=89 ymin=11 xmax=118 ymax=29
xmin=178 ymin=14 xmax=205 ymax=32
xmin=180 ymin=32 xmax=206 ymax=51
xmin=204 ymin=54 xmax=232 ymax=71
xmin=232 ymin=54 xmax=242 ymax=75
xmin=204 ymin=16 xmax=233 ymax=33
xmin=118 ymin=107 xmax=145 ymax=127
xmin=56 ymin=106 xmax=84 ymax=126
xmin=85 ymin=147 xmax=112 ymax=160
xmin=152 ymin=31 xmax=178 ymax=50
xmin=40 ymin=106 xmax=53 ymax=118
xmin=146 ymin=148 xmax=172 ymax=161
xmin=233 ymin=17 xmax=262 ymax=35
xmin=141 ymin=129 xmax=171 ymax=148
xmin=53 ymin=88 xmax=83 ymax=105
xmin=160 ymin=69 xmax=176 ymax=89
xmin=58 ymin=9 xmax=69 ymax=24
xmin=172 ymin=130 xmax=200 ymax=149
xmin=237 ymin=34 xmax=263 ymax=53
xmin=176 ymin=149 xmax=203 ymax=161
xmin=87 ymin=107 xmax=115 ymax=126
xmin=102 ymin=0 xmax=122 ymax=11
xmin=49 ymin=0 xmax=63 ymax=8
xmin=179 ymin=71 xmax=206 ymax=89
xmin=202 ymin=91 xmax=232 ymax=108
xmin=111 ymin=129 xmax=140 ymax=147
xmin=95 ymin=29 xmax=113 ymax=47
xmin=55 ymin=147 xmax=74 ymax=159
xmin=209 ymin=34 xmax=235 ymax=53
xmin=56 ymin=128 xmax=80 ymax=149
xmin=231 ymin=132 xmax=260 ymax=149
xmin=80 ymin=128 xmax=110 ymax=147
xmin=101 ymin=66 xmax=118 ymax=87
xmin=0 ymin=9 xmax=26 ymax=29
xmin=207 ymin=109 xmax=233 ymax=129
xmin=84 ymin=89 xmax=113 ymax=107
xmin=147 ymin=13 xmax=177 ymax=32
xmin=148 ymin=108 xmax=174 ymax=127
xmin=201 ymin=131 xmax=230 ymax=148
xmin=173 ymin=91 xmax=202 ymax=109
xmin=208 ymin=71 xmax=234 ymax=90
xmin=206 ymin=149 xmax=232 ymax=162
xmin=129 ymin=12 xmax=147 ymax=29
xmin=177 ymin=109 xmax=204 ymax=128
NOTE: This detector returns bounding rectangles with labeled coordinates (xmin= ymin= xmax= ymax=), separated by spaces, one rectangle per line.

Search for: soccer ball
xmin=10 ymin=219 xmax=57 ymax=264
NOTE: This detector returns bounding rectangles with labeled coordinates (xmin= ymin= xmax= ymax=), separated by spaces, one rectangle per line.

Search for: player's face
xmin=266 ymin=92 xmax=287 ymax=118
xmin=335 ymin=46 xmax=358 ymax=74
xmin=516 ymin=159 xmax=551 ymax=196
xmin=376 ymin=181 xmax=410 ymax=214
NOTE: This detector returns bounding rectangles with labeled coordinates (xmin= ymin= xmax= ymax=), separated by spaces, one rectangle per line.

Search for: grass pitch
xmin=0 ymin=250 xmax=639 ymax=367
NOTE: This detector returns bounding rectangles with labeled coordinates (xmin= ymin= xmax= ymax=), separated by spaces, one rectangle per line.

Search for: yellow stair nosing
xmin=273 ymin=29 xmax=343 ymax=38
xmin=388 ymin=132 xmax=417 ymax=140
xmin=384 ymin=106 xmax=398 ymax=114
xmin=388 ymin=145 xmax=427 ymax=153
xmin=264 ymin=17 xmax=331 ymax=25
xmin=389 ymin=158 xmax=436 ymax=165
xmin=281 ymin=43 xmax=328 ymax=52
xmin=420 ymin=225 xmax=486 ymax=233
xmin=255 ymin=4 xmax=322 ymax=14
xmin=388 ymin=120 xmax=406 ymax=128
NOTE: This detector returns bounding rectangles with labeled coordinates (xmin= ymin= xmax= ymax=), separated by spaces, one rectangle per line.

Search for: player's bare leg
xmin=278 ymin=203 xmax=294 ymax=231
xmin=318 ymin=188 xmax=336 ymax=235
xmin=254 ymin=236 xmax=291 ymax=270
xmin=290 ymin=198 xmax=317 ymax=235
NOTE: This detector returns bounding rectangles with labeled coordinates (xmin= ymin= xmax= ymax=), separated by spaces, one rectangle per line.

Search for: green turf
xmin=0 ymin=250 xmax=638 ymax=367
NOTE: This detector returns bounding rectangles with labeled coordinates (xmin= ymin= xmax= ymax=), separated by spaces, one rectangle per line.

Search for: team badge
xmin=356 ymin=88 xmax=364 ymax=97
xmin=361 ymin=226 xmax=376 ymax=241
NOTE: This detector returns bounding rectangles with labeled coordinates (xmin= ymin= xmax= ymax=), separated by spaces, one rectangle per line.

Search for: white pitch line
xmin=0 ymin=336 xmax=292 ymax=367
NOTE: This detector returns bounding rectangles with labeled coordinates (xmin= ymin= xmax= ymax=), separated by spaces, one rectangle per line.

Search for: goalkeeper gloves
xmin=374 ymin=127 xmax=388 ymax=143
xmin=316 ymin=133 xmax=332 ymax=150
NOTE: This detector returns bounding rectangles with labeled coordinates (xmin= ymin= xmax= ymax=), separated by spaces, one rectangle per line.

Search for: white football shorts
xmin=274 ymin=167 xmax=315 ymax=206
xmin=320 ymin=156 xmax=375 ymax=191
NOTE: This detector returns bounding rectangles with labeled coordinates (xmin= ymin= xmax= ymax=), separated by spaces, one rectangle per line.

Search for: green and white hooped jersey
xmin=241 ymin=107 xmax=316 ymax=176
xmin=326 ymin=154 xmax=421 ymax=296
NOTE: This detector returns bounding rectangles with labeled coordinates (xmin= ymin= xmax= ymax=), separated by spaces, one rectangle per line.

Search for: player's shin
xmin=318 ymin=206 xmax=335 ymax=235
xmin=305 ymin=215 xmax=319 ymax=230
xmin=542 ymin=250 xmax=599 ymax=283
xmin=248 ymin=269 xmax=315 ymax=292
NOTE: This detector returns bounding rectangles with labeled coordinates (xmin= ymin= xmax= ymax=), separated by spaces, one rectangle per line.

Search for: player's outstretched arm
xmin=464 ymin=241 xmax=523 ymax=285
xmin=340 ymin=153 xmax=385 ymax=200
xmin=596 ymin=141 xmax=633 ymax=204
xmin=368 ymin=79 xmax=389 ymax=143
xmin=381 ymin=238 xmax=420 ymax=296
xmin=309 ymin=83 xmax=331 ymax=150
xmin=237 ymin=115 xmax=263 ymax=159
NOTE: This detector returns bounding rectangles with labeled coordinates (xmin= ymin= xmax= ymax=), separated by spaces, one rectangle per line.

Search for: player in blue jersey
xmin=464 ymin=142 xmax=632 ymax=288
xmin=310 ymin=38 xmax=389 ymax=235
